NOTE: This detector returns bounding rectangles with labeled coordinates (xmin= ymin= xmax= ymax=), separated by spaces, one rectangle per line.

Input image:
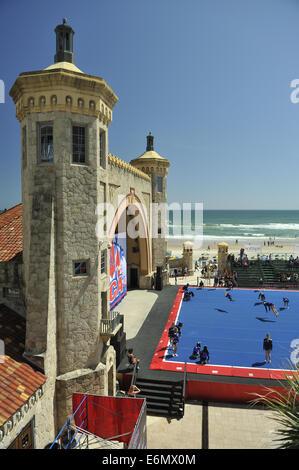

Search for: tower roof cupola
xmin=54 ymin=18 xmax=75 ymax=64
xmin=130 ymin=133 xmax=170 ymax=175
xmin=146 ymin=132 xmax=154 ymax=151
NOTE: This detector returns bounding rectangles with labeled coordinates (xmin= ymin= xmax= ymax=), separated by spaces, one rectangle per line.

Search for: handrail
xmin=100 ymin=311 xmax=122 ymax=334
xmin=130 ymin=361 xmax=138 ymax=389
xmin=181 ymin=361 xmax=187 ymax=417
xmin=50 ymin=395 xmax=87 ymax=448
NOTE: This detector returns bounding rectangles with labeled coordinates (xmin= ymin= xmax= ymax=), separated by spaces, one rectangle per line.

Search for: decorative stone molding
xmin=0 ymin=385 xmax=44 ymax=441
xmin=9 ymin=68 xmax=118 ymax=123
xmin=108 ymin=154 xmax=150 ymax=182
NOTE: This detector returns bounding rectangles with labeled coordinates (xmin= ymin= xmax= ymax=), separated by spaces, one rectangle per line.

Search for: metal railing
xmin=181 ymin=361 xmax=187 ymax=417
xmin=100 ymin=311 xmax=122 ymax=335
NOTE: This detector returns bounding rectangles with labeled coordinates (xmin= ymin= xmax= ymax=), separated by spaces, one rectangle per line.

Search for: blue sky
xmin=1 ymin=0 xmax=299 ymax=209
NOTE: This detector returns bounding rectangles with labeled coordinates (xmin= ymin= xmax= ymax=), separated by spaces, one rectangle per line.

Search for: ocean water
xmin=168 ymin=210 xmax=299 ymax=242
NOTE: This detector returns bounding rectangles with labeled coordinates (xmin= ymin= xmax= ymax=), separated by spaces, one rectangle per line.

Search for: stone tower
xmin=9 ymin=20 xmax=119 ymax=430
xmin=130 ymin=133 xmax=170 ymax=277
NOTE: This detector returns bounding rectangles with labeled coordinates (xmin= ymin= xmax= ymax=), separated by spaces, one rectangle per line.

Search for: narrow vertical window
xmin=99 ymin=129 xmax=106 ymax=168
xmin=65 ymin=33 xmax=70 ymax=50
xmin=22 ymin=126 xmax=27 ymax=169
xmin=72 ymin=126 xmax=86 ymax=163
xmin=157 ymin=176 xmax=163 ymax=193
xmin=40 ymin=124 xmax=53 ymax=162
xmin=101 ymin=249 xmax=107 ymax=274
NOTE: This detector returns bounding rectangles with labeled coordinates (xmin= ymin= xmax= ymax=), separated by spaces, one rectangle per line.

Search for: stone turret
xmin=130 ymin=133 xmax=170 ymax=280
xmin=9 ymin=20 xmax=118 ymax=433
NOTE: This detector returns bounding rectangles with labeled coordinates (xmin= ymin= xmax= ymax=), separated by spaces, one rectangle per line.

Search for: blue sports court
xmin=165 ymin=288 xmax=299 ymax=371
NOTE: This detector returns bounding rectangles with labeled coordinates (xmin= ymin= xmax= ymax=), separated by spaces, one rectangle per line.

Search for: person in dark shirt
xmin=283 ymin=297 xmax=289 ymax=308
xmin=168 ymin=322 xmax=176 ymax=349
xmin=127 ymin=348 xmax=140 ymax=370
xmin=263 ymin=334 xmax=273 ymax=364
xmin=258 ymin=292 xmax=265 ymax=303
xmin=199 ymin=346 xmax=210 ymax=365
xmin=176 ymin=322 xmax=183 ymax=338
xmin=172 ymin=327 xmax=180 ymax=357
xmin=192 ymin=342 xmax=201 ymax=359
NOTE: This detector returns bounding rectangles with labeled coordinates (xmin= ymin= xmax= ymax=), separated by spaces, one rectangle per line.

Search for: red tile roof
xmin=0 ymin=304 xmax=47 ymax=426
xmin=0 ymin=204 xmax=23 ymax=262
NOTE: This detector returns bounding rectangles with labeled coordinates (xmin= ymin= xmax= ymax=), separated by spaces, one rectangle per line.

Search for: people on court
xmin=263 ymin=333 xmax=273 ymax=364
xmin=199 ymin=346 xmax=210 ymax=364
xmin=183 ymin=290 xmax=194 ymax=301
xmin=225 ymin=291 xmax=233 ymax=301
xmin=168 ymin=322 xmax=176 ymax=350
xmin=271 ymin=304 xmax=279 ymax=317
xmin=258 ymin=292 xmax=265 ymax=303
xmin=192 ymin=342 xmax=201 ymax=359
xmin=176 ymin=322 xmax=183 ymax=339
xmin=264 ymin=301 xmax=279 ymax=317
xmin=171 ymin=327 xmax=180 ymax=357
xmin=264 ymin=301 xmax=273 ymax=312
xmin=283 ymin=297 xmax=289 ymax=308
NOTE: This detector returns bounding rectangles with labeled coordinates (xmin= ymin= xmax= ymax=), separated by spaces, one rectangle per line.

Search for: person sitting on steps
xmin=127 ymin=348 xmax=140 ymax=370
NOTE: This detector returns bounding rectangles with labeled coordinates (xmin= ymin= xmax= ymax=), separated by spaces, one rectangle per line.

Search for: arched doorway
xmin=109 ymin=193 xmax=151 ymax=308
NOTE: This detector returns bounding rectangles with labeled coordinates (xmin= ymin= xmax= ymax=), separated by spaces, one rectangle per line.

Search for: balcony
xmin=100 ymin=311 xmax=123 ymax=342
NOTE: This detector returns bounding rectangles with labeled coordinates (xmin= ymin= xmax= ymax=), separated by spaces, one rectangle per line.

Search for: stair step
xmin=136 ymin=377 xmax=183 ymax=387
xmin=135 ymin=383 xmax=183 ymax=393
xmin=137 ymin=390 xmax=182 ymax=400
xmin=144 ymin=396 xmax=183 ymax=406
xmin=146 ymin=408 xmax=184 ymax=418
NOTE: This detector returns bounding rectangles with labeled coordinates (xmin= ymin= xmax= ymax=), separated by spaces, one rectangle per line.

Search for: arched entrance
xmin=109 ymin=192 xmax=152 ymax=307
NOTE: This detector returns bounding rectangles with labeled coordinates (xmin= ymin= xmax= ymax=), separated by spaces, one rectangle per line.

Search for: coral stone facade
xmin=1 ymin=20 xmax=170 ymax=446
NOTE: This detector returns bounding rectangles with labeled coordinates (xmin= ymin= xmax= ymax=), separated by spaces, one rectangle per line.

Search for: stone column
xmin=183 ymin=241 xmax=194 ymax=275
xmin=218 ymin=242 xmax=229 ymax=275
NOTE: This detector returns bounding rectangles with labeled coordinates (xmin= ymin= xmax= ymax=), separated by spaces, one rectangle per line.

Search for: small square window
xmin=73 ymin=261 xmax=88 ymax=276
xmin=72 ymin=126 xmax=86 ymax=163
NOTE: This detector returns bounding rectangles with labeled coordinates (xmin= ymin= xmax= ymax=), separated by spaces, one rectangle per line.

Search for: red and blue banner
xmin=110 ymin=233 xmax=127 ymax=310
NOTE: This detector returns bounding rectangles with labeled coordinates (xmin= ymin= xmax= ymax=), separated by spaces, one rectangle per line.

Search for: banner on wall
xmin=110 ymin=233 xmax=127 ymax=310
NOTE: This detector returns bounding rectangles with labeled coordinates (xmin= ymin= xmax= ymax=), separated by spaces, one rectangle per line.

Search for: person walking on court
xmin=225 ymin=291 xmax=232 ymax=301
xmin=283 ymin=297 xmax=289 ymax=308
xmin=263 ymin=333 xmax=273 ymax=364
xmin=171 ymin=327 xmax=180 ymax=357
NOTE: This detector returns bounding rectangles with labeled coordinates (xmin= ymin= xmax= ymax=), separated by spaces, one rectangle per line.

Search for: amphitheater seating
xmin=232 ymin=260 xmax=299 ymax=288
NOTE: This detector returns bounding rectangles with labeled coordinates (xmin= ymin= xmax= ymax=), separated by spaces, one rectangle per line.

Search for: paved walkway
xmin=117 ymin=286 xmax=282 ymax=449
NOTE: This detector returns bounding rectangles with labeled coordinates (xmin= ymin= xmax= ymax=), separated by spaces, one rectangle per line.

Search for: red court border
xmin=150 ymin=286 xmax=296 ymax=381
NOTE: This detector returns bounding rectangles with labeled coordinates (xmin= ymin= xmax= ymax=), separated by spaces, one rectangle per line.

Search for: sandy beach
xmin=167 ymin=237 xmax=299 ymax=262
